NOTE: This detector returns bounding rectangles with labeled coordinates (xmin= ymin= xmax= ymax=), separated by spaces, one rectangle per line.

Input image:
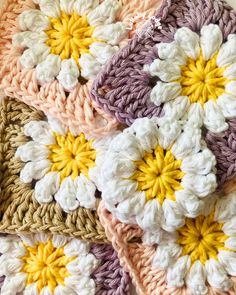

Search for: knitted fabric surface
xmin=0 ymin=96 xmax=111 ymax=243
xmin=0 ymin=0 xmax=162 ymax=138
xmin=0 ymin=233 xmax=130 ymax=295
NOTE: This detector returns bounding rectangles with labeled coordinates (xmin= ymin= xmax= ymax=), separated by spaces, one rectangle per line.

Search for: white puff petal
xmin=89 ymin=42 xmax=118 ymax=64
xmin=152 ymin=243 xmax=182 ymax=270
xmin=35 ymin=172 xmax=60 ymax=203
xmin=36 ymin=54 xmax=61 ymax=83
xmin=1 ymin=273 xmax=27 ymax=295
xmin=87 ymin=0 xmax=120 ymax=26
xmin=166 ymin=256 xmax=191 ymax=287
xmin=54 ymin=285 xmax=76 ymax=295
xmin=20 ymin=160 xmax=51 ymax=183
xmin=225 ymin=237 xmax=236 ymax=251
xmin=12 ymin=31 xmax=47 ymax=48
xmin=200 ymin=24 xmax=223 ymax=60
xmin=144 ymin=59 xmax=181 ymax=82
xmin=92 ymin=22 xmax=127 ymax=45
xmin=74 ymin=174 xmax=97 ymax=210
xmin=20 ymin=44 xmax=50 ymax=69
xmin=101 ymin=179 xmax=137 ymax=205
xmin=65 ymin=275 xmax=96 ymax=295
xmin=52 ymin=235 xmax=68 ymax=248
xmin=116 ymin=191 xmax=145 ymax=217
xmin=217 ymin=93 xmax=236 ymax=119
xmin=205 ymin=258 xmax=232 ymax=291
xmin=18 ymin=9 xmax=50 ymax=32
xmin=175 ymin=27 xmax=200 ymax=60
xmin=37 ymin=0 xmax=61 ymax=18
xmin=24 ymin=283 xmax=38 ymax=295
xmin=157 ymin=119 xmax=181 ymax=149
xmin=171 ymin=128 xmax=201 ymax=159
xmin=101 ymin=153 xmax=135 ymax=181
xmin=54 ymin=177 xmax=79 ymax=212
xmin=40 ymin=286 xmax=53 ymax=295
xmin=15 ymin=141 xmax=49 ymax=162
xmin=225 ymin=81 xmax=236 ymax=95
xmin=109 ymin=133 xmax=142 ymax=160
xmin=0 ymin=256 xmax=23 ymax=276
xmin=125 ymin=117 xmax=159 ymax=152
xmin=181 ymin=148 xmax=216 ymax=175
xmin=67 ymin=254 xmax=99 ymax=275
xmin=224 ymin=62 xmax=236 ymax=78
xmin=175 ymin=190 xmax=204 ymax=218
xmin=218 ymin=251 xmax=236 ymax=276
xmin=149 ymin=82 xmax=182 ymax=106
xmin=181 ymin=173 xmax=217 ymax=198
xmin=203 ymin=100 xmax=228 ymax=133
xmin=79 ymin=53 xmax=101 ymax=80
xmin=223 ymin=217 xmax=236 ymax=236
xmin=74 ymin=0 xmax=99 ymax=15
xmin=217 ymin=34 xmax=236 ymax=67
xmin=162 ymin=96 xmax=189 ymax=121
xmin=57 ymin=59 xmax=79 ymax=91
xmin=136 ymin=200 xmax=162 ymax=232
xmin=142 ymin=230 xmax=163 ymax=246
xmin=64 ymin=239 xmax=89 ymax=257
xmin=215 ymin=192 xmax=236 ymax=223
xmin=186 ymin=261 xmax=207 ymax=295
xmin=60 ymin=0 xmax=76 ymax=14
xmin=35 ymin=233 xmax=50 ymax=243
xmin=184 ymin=102 xmax=204 ymax=129
xmin=156 ymin=41 xmax=187 ymax=65
xmin=162 ymin=199 xmax=185 ymax=231
xmin=23 ymin=121 xmax=55 ymax=144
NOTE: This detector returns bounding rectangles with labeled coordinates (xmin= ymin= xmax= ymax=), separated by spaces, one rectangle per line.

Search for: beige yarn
xmin=0 ymin=97 xmax=108 ymax=243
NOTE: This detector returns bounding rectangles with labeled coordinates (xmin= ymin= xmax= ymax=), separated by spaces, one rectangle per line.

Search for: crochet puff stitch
xmin=0 ymin=0 xmax=162 ymax=138
xmin=0 ymin=233 xmax=130 ymax=295
xmin=0 ymin=96 xmax=111 ymax=243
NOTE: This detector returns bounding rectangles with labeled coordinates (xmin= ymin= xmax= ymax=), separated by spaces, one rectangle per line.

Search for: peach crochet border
xmin=98 ymin=201 xmax=236 ymax=295
xmin=0 ymin=0 xmax=161 ymax=138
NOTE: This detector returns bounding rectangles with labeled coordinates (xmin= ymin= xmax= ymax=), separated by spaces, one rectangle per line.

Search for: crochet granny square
xmin=0 ymin=233 xmax=130 ymax=295
xmin=0 ymin=96 xmax=111 ymax=243
xmin=0 ymin=0 xmax=161 ymax=137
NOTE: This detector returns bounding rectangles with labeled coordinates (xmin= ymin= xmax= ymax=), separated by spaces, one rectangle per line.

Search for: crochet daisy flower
xmin=15 ymin=117 xmax=112 ymax=213
xmin=144 ymin=24 xmax=236 ymax=134
xmin=152 ymin=192 xmax=236 ymax=294
xmin=98 ymin=118 xmax=217 ymax=236
xmin=13 ymin=0 xmax=126 ymax=90
xmin=0 ymin=234 xmax=99 ymax=295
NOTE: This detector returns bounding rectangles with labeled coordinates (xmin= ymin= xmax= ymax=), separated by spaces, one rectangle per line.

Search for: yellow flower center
xmin=178 ymin=52 xmax=229 ymax=105
xmin=21 ymin=240 xmax=74 ymax=293
xmin=47 ymin=132 xmax=96 ymax=181
xmin=177 ymin=212 xmax=230 ymax=265
xmin=45 ymin=12 xmax=99 ymax=64
xmin=130 ymin=146 xmax=185 ymax=204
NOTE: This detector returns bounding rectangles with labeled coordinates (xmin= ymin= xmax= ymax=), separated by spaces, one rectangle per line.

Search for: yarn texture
xmin=0 ymin=0 xmax=162 ymax=137
xmin=0 ymin=97 xmax=107 ymax=243
xmin=0 ymin=233 xmax=130 ymax=295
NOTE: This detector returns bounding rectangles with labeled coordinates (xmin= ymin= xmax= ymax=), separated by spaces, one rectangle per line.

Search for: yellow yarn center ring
xmin=47 ymin=132 xmax=96 ymax=181
xmin=130 ymin=146 xmax=185 ymax=204
xmin=179 ymin=53 xmax=229 ymax=105
xmin=177 ymin=212 xmax=229 ymax=265
xmin=45 ymin=12 xmax=99 ymax=64
xmin=21 ymin=240 xmax=74 ymax=292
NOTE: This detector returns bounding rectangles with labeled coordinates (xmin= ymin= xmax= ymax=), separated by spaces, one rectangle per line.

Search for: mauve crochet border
xmin=92 ymin=0 xmax=236 ymax=190
xmin=0 ymin=241 xmax=130 ymax=295
xmin=91 ymin=0 xmax=236 ymax=126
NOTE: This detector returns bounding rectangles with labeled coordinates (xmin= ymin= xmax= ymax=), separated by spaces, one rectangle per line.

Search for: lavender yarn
xmin=206 ymin=119 xmax=236 ymax=189
xmin=91 ymin=0 xmax=236 ymax=126
xmin=90 ymin=244 xmax=130 ymax=295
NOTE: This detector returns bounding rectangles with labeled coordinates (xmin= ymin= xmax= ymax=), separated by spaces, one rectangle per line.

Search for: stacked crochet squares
xmin=1 ymin=0 xmax=236 ymax=295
